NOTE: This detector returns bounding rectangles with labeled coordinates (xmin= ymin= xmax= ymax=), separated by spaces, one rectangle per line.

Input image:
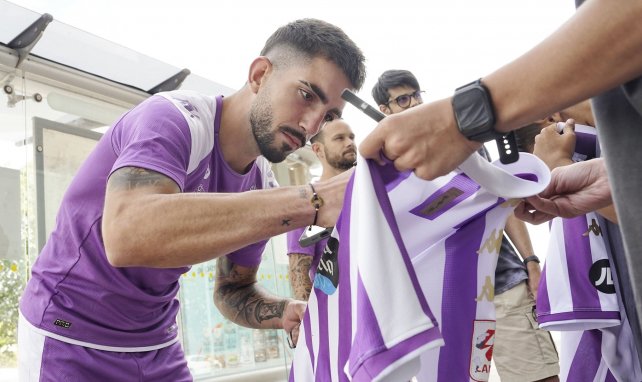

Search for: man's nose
xmin=301 ymin=112 xmax=327 ymax=138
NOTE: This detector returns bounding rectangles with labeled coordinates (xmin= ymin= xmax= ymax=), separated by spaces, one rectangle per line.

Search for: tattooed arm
xmin=214 ymin=256 xmax=305 ymax=334
xmin=288 ymin=254 xmax=313 ymax=301
xmin=102 ymin=166 xmax=351 ymax=268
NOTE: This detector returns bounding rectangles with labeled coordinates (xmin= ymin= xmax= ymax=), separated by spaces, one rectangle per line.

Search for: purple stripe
xmin=564 ymin=216 xmax=602 ymax=312
xmin=567 ymin=330 xmax=602 ymax=382
xmin=537 ymin=263 xmax=552 ymax=317
xmin=367 ymin=160 xmax=437 ymax=320
xmin=348 ymin=274 xmax=386 ymax=377
xmin=314 ymin=292 xmax=330 ymax=381
xmin=303 ymin=307 xmax=314 ymax=374
xmin=410 ymin=173 xmax=480 ymax=220
xmin=352 ymin=324 xmax=443 ymax=381
xmin=336 ymin=174 xmax=354 ymax=382
xmin=453 ymin=198 xmax=501 ymax=230
xmin=605 ymin=369 xmax=616 ymax=382
xmin=537 ymin=310 xmax=621 ymax=324
xmin=437 ymin=217 xmax=486 ymax=381
xmin=375 ymin=163 xmax=412 ymax=192
xmin=574 ymin=132 xmax=597 ymax=159
xmin=514 ymin=173 xmax=539 ymax=182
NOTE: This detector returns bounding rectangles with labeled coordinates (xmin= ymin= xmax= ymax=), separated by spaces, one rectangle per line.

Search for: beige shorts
xmin=494 ymin=281 xmax=560 ymax=382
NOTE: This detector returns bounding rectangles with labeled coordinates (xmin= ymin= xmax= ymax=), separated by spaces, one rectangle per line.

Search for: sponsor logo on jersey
xmin=54 ymin=319 xmax=72 ymax=329
xmin=314 ymin=237 xmax=340 ymax=295
xmin=589 ymin=259 xmax=616 ymax=294
xmin=469 ymin=320 xmax=495 ymax=381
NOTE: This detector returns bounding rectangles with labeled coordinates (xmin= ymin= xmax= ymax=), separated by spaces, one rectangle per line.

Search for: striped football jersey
xmin=537 ymin=124 xmax=642 ymax=381
xmin=290 ymin=153 xmax=550 ymax=382
xmin=536 ymin=213 xmax=621 ymax=331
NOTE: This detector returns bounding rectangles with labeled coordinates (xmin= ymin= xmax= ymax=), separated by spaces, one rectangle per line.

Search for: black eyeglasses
xmin=386 ymin=90 xmax=425 ymax=109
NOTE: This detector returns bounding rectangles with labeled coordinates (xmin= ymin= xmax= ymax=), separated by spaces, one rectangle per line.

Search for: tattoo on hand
xmin=255 ymin=300 xmax=286 ymax=323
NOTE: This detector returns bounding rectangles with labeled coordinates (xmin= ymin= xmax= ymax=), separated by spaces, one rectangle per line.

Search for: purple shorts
xmin=19 ymin=314 xmax=192 ymax=381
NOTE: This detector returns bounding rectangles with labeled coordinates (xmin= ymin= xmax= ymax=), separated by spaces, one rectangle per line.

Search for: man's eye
xmin=324 ymin=114 xmax=335 ymax=122
xmin=299 ymin=89 xmax=313 ymax=101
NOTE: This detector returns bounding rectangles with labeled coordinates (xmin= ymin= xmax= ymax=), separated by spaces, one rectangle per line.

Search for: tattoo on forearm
xmin=255 ymin=300 xmax=286 ymax=323
xmin=108 ymin=166 xmax=176 ymax=191
xmin=216 ymin=257 xmax=285 ymax=327
xmin=282 ymin=218 xmax=291 ymax=226
xmin=289 ymin=255 xmax=313 ymax=301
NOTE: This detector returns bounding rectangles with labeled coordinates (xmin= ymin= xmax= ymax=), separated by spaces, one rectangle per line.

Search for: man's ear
xmin=379 ymin=104 xmax=391 ymax=115
xmin=248 ymin=57 xmax=272 ymax=94
xmin=311 ymin=142 xmax=324 ymax=159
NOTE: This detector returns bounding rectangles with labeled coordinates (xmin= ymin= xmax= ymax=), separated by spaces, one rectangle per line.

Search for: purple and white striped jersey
xmin=559 ymin=313 xmax=642 ymax=382
xmin=536 ymin=124 xmax=642 ymax=381
xmin=290 ymin=153 xmax=550 ymax=382
xmin=536 ymin=124 xmax=621 ymax=330
xmin=536 ymin=213 xmax=621 ymax=331
xmin=411 ymin=154 xmax=549 ymax=382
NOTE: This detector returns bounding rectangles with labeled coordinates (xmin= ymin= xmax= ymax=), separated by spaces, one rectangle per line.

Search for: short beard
xmin=325 ymin=148 xmax=355 ymax=171
xmin=249 ymin=96 xmax=290 ymax=163
xmin=330 ymin=158 xmax=355 ymax=171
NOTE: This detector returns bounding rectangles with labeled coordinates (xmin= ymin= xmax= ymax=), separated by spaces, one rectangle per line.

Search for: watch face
xmin=453 ymin=86 xmax=494 ymax=135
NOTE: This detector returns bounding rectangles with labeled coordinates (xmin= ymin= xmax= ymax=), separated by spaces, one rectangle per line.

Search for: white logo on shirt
xmin=204 ymin=166 xmax=211 ymax=179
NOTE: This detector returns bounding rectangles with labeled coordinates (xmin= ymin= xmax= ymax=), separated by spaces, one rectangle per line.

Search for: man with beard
xmin=286 ymin=119 xmax=356 ymax=302
xmin=18 ymin=19 xmax=365 ymax=381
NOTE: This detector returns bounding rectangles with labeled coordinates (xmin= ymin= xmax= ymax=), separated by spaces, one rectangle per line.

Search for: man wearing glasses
xmin=371 ymin=70 xmax=559 ymax=382
xmin=372 ymin=69 xmax=425 ymax=115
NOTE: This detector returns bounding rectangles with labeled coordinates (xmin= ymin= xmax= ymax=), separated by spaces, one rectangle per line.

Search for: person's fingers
xmin=359 ymin=127 xmax=387 ymax=165
xmin=513 ymin=200 xmax=531 ymax=220
xmin=563 ymin=118 xmax=576 ymax=134
xmin=514 ymin=199 xmax=557 ymax=224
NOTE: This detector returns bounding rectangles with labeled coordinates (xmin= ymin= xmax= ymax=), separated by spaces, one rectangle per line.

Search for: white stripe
xmin=546 ymin=218 xmax=575 ymax=317
xmin=585 ymin=213 xmax=619 ymax=314
xmin=156 ymin=90 xmax=216 ymax=174
xmin=558 ymin=331 xmax=582 ymax=381
xmin=256 ymin=156 xmax=279 ymax=189
xmin=458 ymin=152 xmax=550 ymax=198
xmin=18 ymin=313 xmax=44 ymax=382
xmin=291 ymin=302 xmax=315 ymax=380
xmin=352 ymin=157 xmax=434 ymax=347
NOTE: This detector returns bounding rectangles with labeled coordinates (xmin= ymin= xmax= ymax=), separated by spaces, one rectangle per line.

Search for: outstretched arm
xmin=360 ymin=0 xmax=642 ymax=180
xmin=102 ymin=167 xmax=351 ymax=268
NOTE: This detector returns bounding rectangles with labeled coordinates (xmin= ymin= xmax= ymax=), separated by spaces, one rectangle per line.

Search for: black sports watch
xmin=452 ymin=79 xmax=499 ymax=142
xmin=452 ymin=79 xmax=520 ymax=164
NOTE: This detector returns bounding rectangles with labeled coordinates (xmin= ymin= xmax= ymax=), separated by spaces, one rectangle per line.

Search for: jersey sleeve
xmin=110 ymin=96 xmax=192 ymax=190
xmin=286 ymin=227 xmax=315 ymax=256
xmin=225 ymin=240 xmax=269 ymax=268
